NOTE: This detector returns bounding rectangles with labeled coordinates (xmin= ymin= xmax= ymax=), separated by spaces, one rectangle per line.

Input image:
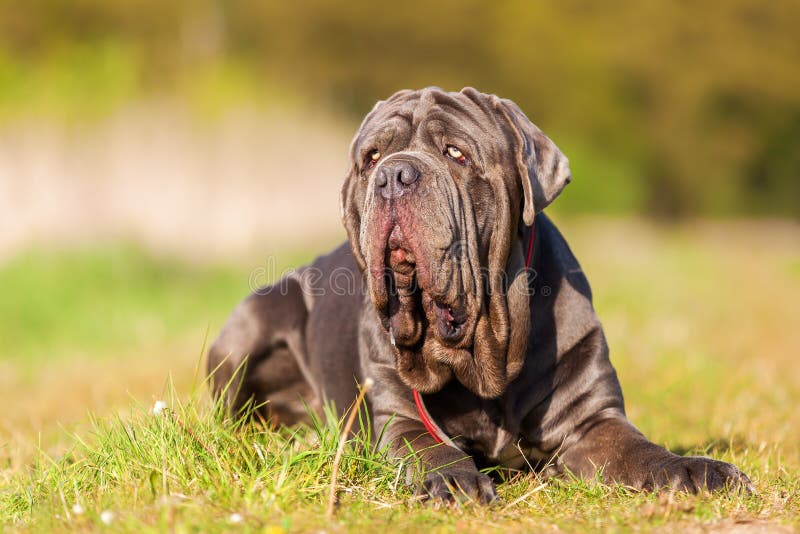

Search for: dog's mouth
xmin=433 ymin=300 xmax=467 ymax=342
xmin=381 ymin=224 xmax=470 ymax=347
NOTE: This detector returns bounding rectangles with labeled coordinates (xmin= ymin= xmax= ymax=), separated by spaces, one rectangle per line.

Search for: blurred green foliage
xmin=0 ymin=245 xmax=240 ymax=361
xmin=1 ymin=0 xmax=798 ymax=216
xmin=0 ymin=245 xmax=318 ymax=361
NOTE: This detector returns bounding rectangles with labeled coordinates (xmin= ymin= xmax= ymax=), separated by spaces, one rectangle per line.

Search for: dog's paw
xmin=418 ymin=468 xmax=497 ymax=505
xmin=643 ymin=455 xmax=753 ymax=493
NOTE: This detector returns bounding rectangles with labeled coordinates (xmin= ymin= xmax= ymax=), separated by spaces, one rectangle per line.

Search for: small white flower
xmin=152 ymin=400 xmax=168 ymax=416
xmin=229 ymin=512 xmax=244 ymax=524
xmin=363 ymin=377 xmax=375 ymax=389
xmin=71 ymin=503 xmax=84 ymax=515
xmin=100 ymin=510 xmax=114 ymax=525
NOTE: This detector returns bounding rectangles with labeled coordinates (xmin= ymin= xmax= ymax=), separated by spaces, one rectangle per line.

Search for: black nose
xmin=375 ymin=160 xmax=420 ymax=197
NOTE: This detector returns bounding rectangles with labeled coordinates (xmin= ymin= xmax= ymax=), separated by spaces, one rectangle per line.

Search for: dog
xmin=208 ymin=87 xmax=751 ymax=502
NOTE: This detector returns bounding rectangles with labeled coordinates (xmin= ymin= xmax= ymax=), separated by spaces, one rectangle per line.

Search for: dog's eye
xmin=445 ymin=145 xmax=469 ymax=166
xmin=446 ymin=146 xmax=463 ymax=159
xmin=366 ymin=149 xmax=381 ymax=169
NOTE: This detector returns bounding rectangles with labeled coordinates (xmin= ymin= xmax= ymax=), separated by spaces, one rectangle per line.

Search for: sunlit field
xmin=1 ymin=217 xmax=798 ymax=532
xmin=2 ymin=2 xmax=797 ymax=531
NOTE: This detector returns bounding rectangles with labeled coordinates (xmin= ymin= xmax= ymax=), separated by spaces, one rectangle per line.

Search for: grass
xmin=0 ymin=381 xmax=788 ymax=533
xmin=0 ymin=245 xmax=233 ymax=363
xmin=1 ymin=218 xmax=799 ymax=532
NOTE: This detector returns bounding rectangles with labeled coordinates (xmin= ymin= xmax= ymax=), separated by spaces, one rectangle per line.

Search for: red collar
xmin=413 ymin=221 xmax=536 ymax=444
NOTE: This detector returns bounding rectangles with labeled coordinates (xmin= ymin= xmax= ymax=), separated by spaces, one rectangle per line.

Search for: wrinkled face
xmin=359 ymin=93 xmax=506 ymax=349
xmin=341 ymin=87 xmax=571 ymax=398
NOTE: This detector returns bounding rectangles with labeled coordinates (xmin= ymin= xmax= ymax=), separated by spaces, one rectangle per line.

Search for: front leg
xmin=361 ymin=307 xmax=496 ymax=504
xmin=558 ymin=416 xmax=753 ymax=492
xmin=379 ymin=416 xmax=497 ymax=504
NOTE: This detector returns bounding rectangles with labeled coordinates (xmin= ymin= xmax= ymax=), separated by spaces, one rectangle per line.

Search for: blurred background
xmin=0 ymin=1 xmax=798 ymax=470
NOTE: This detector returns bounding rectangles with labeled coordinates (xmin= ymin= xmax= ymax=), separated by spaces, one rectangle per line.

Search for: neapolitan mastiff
xmin=208 ymin=87 xmax=751 ymax=502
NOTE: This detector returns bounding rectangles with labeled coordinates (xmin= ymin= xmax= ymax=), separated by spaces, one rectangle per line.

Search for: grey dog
xmin=208 ymin=87 xmax=751 ymax=502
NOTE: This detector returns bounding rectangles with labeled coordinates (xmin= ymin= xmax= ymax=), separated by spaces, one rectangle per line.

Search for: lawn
xmin=1 ymin=217 xmax=798 ymax=532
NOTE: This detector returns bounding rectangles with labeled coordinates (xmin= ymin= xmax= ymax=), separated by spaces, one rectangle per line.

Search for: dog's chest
xmin=423 ymin=386 xmax=549 ymax=468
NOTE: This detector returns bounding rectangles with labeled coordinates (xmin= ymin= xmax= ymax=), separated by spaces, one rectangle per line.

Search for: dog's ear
xmin=340 ymin=100 xmax=387 ymax=271
xmin=339 ymin=152 xmax=366 ymax=271
xmin=494 ymin=98 xmax=572 ymax=225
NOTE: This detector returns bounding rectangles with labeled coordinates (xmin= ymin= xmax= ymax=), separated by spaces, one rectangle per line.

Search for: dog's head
xmin=341 ymin=87 xmax=571 ymax=398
